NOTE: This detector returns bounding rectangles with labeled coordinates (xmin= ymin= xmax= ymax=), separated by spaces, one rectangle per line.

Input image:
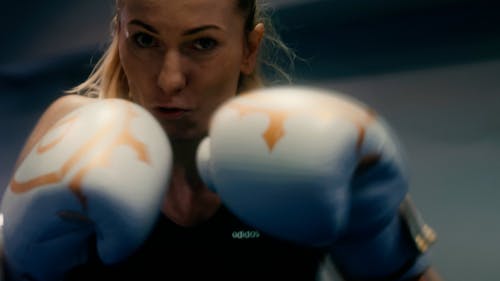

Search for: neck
xmin=162 ymin=137 xmax=221 ymax=226
xmin=170 ymin=137 xmax=203 ymax=186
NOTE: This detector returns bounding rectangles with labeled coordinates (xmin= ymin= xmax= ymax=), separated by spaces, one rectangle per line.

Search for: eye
xmin=192 ymin=38 xmax=218 ymax=51
xmin=132 ymin=32 xmax=158 ymax=48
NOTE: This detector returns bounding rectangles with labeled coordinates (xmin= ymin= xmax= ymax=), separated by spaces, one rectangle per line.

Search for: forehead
xmin=121 ymin=0 xmax=241 ymax=26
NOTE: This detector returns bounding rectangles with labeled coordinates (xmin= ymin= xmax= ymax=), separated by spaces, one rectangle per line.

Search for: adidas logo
xmin=231 ymin=230 xmax=261 ymax=239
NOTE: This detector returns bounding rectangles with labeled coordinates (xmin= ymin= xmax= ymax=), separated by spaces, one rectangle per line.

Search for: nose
xmin=157 ymin=51 xmax=187 ymax=95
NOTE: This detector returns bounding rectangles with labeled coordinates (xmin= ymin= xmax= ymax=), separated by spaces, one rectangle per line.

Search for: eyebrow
xmin=129 ymin=20 xmax=158 ymax=34
xmin=128 ymin=20 xmax=222 ymax=36
xmin=182 ymin=25 xmax=222 ymax=36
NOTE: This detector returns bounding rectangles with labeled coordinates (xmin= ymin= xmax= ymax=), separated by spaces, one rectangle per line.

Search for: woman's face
xmin=117 ymin=0 xmax=263 ymax=140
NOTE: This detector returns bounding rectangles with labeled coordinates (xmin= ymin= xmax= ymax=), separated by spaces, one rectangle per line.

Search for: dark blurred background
xmin=1 ymin=1 xmax=499 ymax=280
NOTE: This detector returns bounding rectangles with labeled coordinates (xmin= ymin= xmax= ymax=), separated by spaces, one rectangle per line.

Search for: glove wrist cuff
xmin=329 ymin=215 xmax=429 ymax=281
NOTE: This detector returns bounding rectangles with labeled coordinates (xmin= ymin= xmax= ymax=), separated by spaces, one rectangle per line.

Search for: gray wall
xmin=322 ymin=60 xmax=500 ymax=281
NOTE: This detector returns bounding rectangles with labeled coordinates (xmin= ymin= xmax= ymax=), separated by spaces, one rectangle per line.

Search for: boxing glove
xmin=1 ymin=98 xmax=172 ymax=281
xmin=197 ymin=86 xmax=430 ymax=279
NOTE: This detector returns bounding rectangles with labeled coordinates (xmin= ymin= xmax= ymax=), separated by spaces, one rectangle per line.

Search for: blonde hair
xmin=67 ymin=0 xmax=297 ymax=99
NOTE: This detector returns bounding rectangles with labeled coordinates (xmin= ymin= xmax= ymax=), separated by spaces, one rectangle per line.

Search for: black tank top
xmin=66 ymin=205 xmax=327 ymax=281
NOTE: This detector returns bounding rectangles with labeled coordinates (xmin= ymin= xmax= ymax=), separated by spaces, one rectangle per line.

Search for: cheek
xmin=203 ymin=48 xmax=246 ymax=110
xmin=200 ymin=49 xmax=243 ymax=94
xmin=189 ymin=68 xmax=237 ymax=133
xmin=118 ymin=37 xmax=159 ymax=101
xmin=118 ymin=38 xmax=137 ymax=89
xmin=196 ymin=60 xmax=240 ymax=109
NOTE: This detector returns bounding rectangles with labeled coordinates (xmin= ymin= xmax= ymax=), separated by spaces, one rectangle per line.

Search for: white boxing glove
xmin=1 ymin=98 xmax=172 ymax=281
xmin=197 ymin=86 xmax=428 ymax=280
xmin=197 ymin=86 xmax=392 ymax=245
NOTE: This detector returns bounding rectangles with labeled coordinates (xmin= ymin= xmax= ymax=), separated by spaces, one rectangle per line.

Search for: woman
xmin=5 ymin=0 xmax=442 ymax=280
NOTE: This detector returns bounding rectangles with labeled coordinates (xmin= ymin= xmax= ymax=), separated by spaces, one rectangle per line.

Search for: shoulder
xmin=38 ymin=94 xmax=102 ymax=134
xmin=44 ymin=94 xmax=97 ymax=121
xmin=12 ymin=94 xmax=98 ymax=169
xmin=33 ymin=94 xmax=99 ymax=143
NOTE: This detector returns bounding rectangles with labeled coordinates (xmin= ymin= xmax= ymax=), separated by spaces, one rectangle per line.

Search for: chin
xmin=164 ymin=128 xmax=207 ymax=143
xmin=160 ymin=120 xmax=207 ymax=142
